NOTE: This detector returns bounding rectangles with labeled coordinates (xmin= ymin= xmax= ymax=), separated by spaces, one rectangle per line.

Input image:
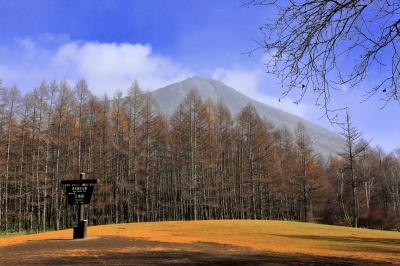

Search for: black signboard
xmin=61 ymin=179 xmax=98 ymax=205
xmin=61 ymin=174 xmax=98 ymax=239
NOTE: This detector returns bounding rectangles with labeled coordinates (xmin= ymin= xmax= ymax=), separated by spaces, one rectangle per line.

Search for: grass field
xmin=1 ymin=220 xmax=400 ymax=265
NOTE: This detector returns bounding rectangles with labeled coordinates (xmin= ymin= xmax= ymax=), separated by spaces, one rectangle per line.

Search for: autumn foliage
xmin=0 ymin=79 xmax=399 ymax=233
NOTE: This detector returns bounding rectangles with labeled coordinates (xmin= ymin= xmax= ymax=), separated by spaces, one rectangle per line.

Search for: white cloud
xmin=212 ymin=67 xmax=308 ymax=118
xmin=52 ymin=42 xmax=193 ymax=94
xmin=0 ymin=38 xmax=192 ymax=95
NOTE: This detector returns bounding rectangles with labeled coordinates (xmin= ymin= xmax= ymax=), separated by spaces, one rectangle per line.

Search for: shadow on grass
xmin=27 ymin=238 xmax=74 ymax=241
xmin=283 ymin=234 xmax=400 ymax=254
xmin=37 ymin=250 xmax=390 ymax=266
xmin=0 ymin=235 xmax=393 ymax=265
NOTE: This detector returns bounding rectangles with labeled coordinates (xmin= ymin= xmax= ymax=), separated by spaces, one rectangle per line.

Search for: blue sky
xmin=0 ymin=0 xmax=398 ymax=151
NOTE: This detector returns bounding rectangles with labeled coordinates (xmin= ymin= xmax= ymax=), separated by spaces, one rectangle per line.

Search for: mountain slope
xmin=152 ymin=76 xmax=344 ymax=158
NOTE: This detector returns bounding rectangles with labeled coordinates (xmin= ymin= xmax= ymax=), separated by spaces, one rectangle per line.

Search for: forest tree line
xmin=0 ymin=79 xmax=399 ymax=233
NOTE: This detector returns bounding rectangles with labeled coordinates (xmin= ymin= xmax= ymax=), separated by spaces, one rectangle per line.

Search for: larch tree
xmin=2 ymin=86 xmax=20 ymax=233
xmin=340 ymin=110 xmax=369 ymax=227
xmin=123 ymin=81 xmax=143 ymax=222
xmin=294 ymin=123 xmax=319 ymax=222
xmin=74 ymin=79 xmax=91 ymax=173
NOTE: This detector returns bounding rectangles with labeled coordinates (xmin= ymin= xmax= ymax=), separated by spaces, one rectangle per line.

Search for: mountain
xmin=152 ymin=76 xmax=344 ymax=159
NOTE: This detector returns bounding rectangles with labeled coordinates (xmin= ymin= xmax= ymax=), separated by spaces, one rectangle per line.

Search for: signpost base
xmin=73 ymin=220 xmax=88 ymax=239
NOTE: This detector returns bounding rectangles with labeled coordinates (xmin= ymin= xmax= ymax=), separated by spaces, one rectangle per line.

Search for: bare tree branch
xmin=248 ymin=0 xmax=400 ymax=121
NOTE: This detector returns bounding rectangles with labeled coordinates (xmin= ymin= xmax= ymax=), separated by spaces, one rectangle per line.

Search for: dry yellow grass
xmin=1 ymin=220 xmax=400 ymax=264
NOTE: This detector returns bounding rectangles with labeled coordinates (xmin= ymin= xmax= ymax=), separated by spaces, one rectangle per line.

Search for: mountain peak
xmin=184 ymin=76 xmax=217 ymax=82
xmin=159 ymin=76 xmax=236 ymax=101
xmin=185 ymin=75 xmax=209 ymax=81
xmin=180 ymin=76 xmax=224 ymax=87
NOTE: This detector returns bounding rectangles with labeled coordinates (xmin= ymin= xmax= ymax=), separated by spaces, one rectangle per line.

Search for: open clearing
xmin=1 ymin=220 xmax=400 ymax=265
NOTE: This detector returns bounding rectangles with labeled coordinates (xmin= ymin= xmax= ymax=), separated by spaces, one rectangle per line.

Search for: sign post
xmin=61 ymin=173 xmax=98 ymax=239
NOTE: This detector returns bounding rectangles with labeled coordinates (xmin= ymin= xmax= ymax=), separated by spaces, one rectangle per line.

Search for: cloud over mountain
xmin=0 ymin=36 xmax=307 ymax=118
xmin=0 ymin=37 xmax=192 ymax=94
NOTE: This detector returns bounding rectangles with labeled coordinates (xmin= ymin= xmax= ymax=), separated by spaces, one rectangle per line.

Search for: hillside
xmin=1 ymin=220 xmax=399 ymax=265
xmin=153 ymin=77 xmax=345 ymax=159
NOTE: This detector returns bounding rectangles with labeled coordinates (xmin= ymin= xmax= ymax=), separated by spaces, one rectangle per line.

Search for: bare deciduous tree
xmin=0 ymin=79 xmax=399 ymax=233
xmin=249 ymin=0 xmax=400 ymax=118
xmin=340 ymin=110 xmax=368 ymax=227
